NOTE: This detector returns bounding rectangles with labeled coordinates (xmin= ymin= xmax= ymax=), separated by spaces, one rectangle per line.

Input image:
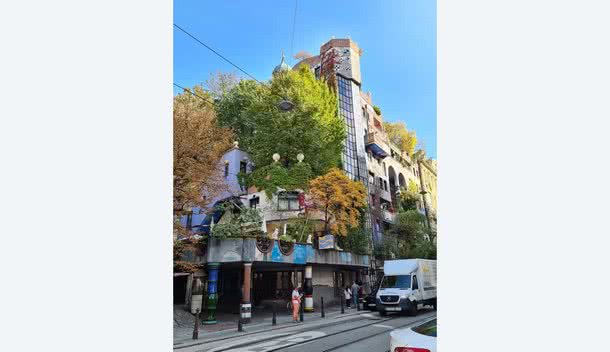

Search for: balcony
xmin=369 ymin=184 xmax=392 ymax=202
xmin=383 ymin=209 xmax=396 ymax=223
xmin=365 ymin=132 xmax=389 ymax=159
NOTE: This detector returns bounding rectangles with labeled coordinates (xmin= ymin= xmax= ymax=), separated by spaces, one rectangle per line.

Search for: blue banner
xmin=319 ymin=234 xmax=335 ymax=249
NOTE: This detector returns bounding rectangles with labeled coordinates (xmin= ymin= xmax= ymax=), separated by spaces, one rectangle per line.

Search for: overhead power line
xmin=290 ymin=0 xmax=298 ymax=60
xmin=174 ymin=24 xmax=261 ymax=84
xmin=173 ymin=82 xmax=215 ymax=107
xmin=174 ymin=23 xmax=296 ymax=111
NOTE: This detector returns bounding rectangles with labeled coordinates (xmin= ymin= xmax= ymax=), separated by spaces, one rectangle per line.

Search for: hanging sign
xmin=318 ymin=234 xmax=335 ymax=250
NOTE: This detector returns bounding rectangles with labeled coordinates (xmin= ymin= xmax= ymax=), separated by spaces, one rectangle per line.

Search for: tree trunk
xmin=324 ymin=205 xmax=329 ymax=234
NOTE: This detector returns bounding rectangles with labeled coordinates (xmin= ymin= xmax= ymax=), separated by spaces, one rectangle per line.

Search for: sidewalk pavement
xmin=173 ymin=304 xmax=376 ymax=349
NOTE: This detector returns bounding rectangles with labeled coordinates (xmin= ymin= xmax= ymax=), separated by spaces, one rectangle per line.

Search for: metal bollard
xmin=238 ymin=318 xmax=243 ymax=332
xmin=357 ymin=297 xmax=360 ymax=311
xmin=272 ymin=303 xmax=277 ymax=326
xmin=341 ymin=296 xmax=345 ymax=314
xmin=192 ymin=309 xmax=200 ymax=340
xmin=299 ymin=300 xmax=304 ymax=322
xmin=321 ymin=297 xmax=325 ymax=318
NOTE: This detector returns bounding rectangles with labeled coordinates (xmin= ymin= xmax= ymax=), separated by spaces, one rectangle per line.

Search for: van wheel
xmin=408 ymin=301 xmax=418 ymax=316
xmin=379 ymin=310 xmax=386 ymax=317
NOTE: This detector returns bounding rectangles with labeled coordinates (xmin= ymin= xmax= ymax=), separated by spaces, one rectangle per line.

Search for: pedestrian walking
xmin=291 ymin=285 xmax=303 ymax=323
xmin=344 ymin=285 xmax=352 ymax=308
xmin=351 ymin=281 xmax=360 ymax=309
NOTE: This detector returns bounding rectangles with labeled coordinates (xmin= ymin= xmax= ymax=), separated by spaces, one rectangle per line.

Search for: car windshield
xmin=412 ymin=319 xmax=437 ymax=337
xmin=380 ymin=275 xmax=411 ymax=289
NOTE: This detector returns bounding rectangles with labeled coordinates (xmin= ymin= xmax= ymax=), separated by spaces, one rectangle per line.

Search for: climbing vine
xmin=243 ymin=162 xmax=313 ymax=198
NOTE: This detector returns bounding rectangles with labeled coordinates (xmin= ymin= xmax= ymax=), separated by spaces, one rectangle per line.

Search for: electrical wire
xmin=290 ymin=0 xmax=298 ymax=60
xmin=174 ymin=24 xmax=262 ymax=84
xmin=174 ymin=23 xmax=296 ymax=106
xmin=173 ymin=82 xmax=215 ymax=106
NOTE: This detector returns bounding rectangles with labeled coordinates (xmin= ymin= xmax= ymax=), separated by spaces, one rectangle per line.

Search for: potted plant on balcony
xmin=278 ymin=234 xmax=296 ymax=255
xmin=255 ymin=232 xmax=273 ymax=253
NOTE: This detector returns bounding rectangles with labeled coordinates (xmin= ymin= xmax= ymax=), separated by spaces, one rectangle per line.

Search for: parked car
xmin=377 ymin=259 xmax=437 ymax=316
xmin=390 ymin=318 xmax=437 ymax=352
xmin=363 ymin=285 xmax=379 ymax=310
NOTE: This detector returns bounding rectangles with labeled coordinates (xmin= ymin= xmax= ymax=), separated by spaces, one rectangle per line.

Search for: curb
xmin=174 ymin=310 xmax=372 ymax=350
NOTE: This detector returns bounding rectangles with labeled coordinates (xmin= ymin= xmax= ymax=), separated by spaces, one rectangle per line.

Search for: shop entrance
xmin=173 ymin=274 xmax=188 ymax=304
xmin=252 ymin=266 xmax=304 ymax=308
xmin=217 ymin=266 xmax=242 ymax=314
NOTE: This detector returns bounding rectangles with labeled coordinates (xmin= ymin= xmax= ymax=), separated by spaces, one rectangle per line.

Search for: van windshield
xmin=380 ymin=275 xmax=411 ymax=289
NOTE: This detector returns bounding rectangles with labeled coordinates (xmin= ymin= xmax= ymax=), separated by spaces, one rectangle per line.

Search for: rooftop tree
xmin=383 ymin=121 xmax=418 ymax=156
xmin=216 ymin=65 xmax=345 ymax=188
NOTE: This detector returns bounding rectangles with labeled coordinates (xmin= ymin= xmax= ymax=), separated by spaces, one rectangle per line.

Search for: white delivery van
xmin=376 ymin=259 xmax=437 ymax=316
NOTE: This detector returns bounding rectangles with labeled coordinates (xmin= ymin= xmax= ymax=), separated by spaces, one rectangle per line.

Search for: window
xmin=364 ymin=128 xmax=368 ymax=146
xmin=224 ymin=162 xmax=229 ymax=177
xmin=383 ymin=162 xmax=387 ymax=176
xmin=380 ymin=275 xmax=411 ymax=289
xmin=186 ymin=213 xmax=192 ymax=230
xmin=337 ymin=75 xmax=367 ymax=186
xmin=412 ymin=275 xmax=419 ymax=290
xmin=314 ymin=66 xmax=320 ymax=79
xmin=240 ymin=160 xmax=247 ymax=174
xmin=249 ymin=196 xmax=259 ymax=209
xmin=278 ymin=192 xmax=300 ymax=211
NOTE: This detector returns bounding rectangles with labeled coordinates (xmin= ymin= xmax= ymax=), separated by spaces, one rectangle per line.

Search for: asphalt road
xmin=212 ymin=308 xmax=436 ymax=352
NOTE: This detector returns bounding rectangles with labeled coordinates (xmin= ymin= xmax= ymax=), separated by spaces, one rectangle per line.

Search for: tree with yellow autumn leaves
xmin=383 ymin=121 xmax=418 ymax=156
xmin=174 ymin=85 xmax=234 ymax=217
xmin=308 ymin=168 xmax=367 ymax=236
xmin=173 ymin=84 xmax=234 ymax=272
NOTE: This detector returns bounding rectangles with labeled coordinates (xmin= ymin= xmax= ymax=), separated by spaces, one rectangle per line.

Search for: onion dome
xmin=272 ymin=50 xmax=291 ymax=74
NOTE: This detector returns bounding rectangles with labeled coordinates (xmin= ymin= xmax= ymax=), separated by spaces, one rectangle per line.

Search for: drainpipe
xmin=417 ymin=160 xmax=433 ymax=232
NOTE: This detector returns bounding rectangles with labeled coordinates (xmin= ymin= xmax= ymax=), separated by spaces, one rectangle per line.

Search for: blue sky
xmin=174 ymin=0 xmax=436 ymax=158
